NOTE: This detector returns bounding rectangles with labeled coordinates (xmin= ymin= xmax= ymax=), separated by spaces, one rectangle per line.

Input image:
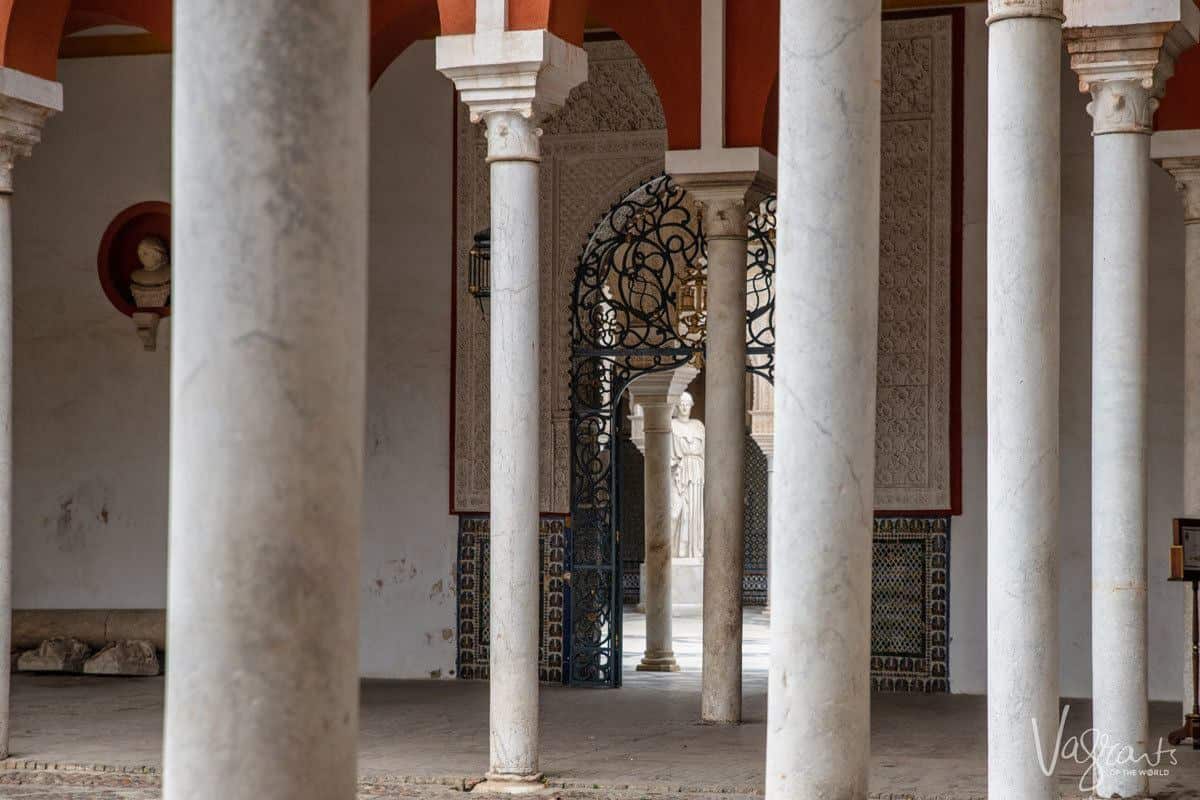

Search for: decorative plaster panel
xmin=875 ymin=14 xmax=956 ymax=512
xmin=453 ymin=39 xmax=667 ymax=513
xmin=455 ymin=18 xmax=958 ymax=514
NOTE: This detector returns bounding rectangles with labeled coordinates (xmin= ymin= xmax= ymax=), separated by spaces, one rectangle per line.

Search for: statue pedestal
xmin=672 ymin=557 xmax=703 ymax=614
xmin=638 ymin=558 xmax=704 ymax=616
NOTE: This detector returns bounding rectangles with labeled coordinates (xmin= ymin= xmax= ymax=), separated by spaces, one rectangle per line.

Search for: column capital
xmin=1152 ymin=130 xmax=1200 ymax=222
xmin=1065 ymin=5 xmax=1199 ymax=135
xmin=436 ymin=28 xmax=587 ymax=125
xmin=987 ymin=0 xmax=1065 ymax=25
xmin=666 ymin=148 xmax=776 ymax=240
xmin=628 ymin=365 xmax=698 ymax=411
xmin=0 ymin=68 xmax=62 ymax=193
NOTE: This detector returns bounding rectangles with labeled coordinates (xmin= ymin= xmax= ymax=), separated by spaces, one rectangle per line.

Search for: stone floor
xmin=1 ymin=610 xmax=1197 ymax=799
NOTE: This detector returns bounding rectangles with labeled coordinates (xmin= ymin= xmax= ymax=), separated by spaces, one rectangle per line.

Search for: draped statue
xmin=670 ymin=392 xmax=705 ymax=559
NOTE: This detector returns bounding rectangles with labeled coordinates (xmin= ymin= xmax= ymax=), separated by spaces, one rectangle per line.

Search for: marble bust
xmin=670 ymin=391 xmax=705 ymax=559
xmin=129 ymin=235 xmax=171 ymax=351
xmin=130 ymin=235 xmax=171 ymax=310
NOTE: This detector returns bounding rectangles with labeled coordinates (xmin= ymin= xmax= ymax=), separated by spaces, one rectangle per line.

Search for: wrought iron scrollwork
xmin=746 ymin=195 xmax=776 ymax=382
xmin=567 ymin=175 xmax=777 ymax=687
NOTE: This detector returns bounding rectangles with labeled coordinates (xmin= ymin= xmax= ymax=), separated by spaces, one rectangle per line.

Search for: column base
xmin=473 ymin=773 xmax=548 ymax=795
xmin=636 ymin=652 xmax=680 ymax=672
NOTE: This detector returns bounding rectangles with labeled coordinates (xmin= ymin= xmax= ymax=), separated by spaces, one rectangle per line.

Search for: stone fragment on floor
xmin=82 ymin=641 xmax=159 ymax=676
xmin=17 ymin=639 xmax=91 ymax=673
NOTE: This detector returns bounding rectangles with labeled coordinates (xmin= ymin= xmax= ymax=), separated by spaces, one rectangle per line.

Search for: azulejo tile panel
xmin=871 ymin=516 xmax=950 ymax=693
xmin=456 ymin=516 xmax=566 ymax=684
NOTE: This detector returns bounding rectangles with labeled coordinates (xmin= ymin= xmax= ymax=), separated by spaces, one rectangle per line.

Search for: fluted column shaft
xmin=766 ymin=0 xmax=881 ymax=796
xmin=165 ymin=4 xmax=368 ymax=799
xmin=986 ymin=3 xmax=1063 ymax=800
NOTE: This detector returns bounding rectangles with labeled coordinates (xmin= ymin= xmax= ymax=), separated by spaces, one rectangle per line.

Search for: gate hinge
xmin=564 ymin=570 xmax=572 ymax=584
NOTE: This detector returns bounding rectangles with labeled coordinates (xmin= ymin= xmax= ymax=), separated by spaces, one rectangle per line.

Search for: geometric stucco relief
xmin=875 ymin=14 xmax=955 ymax=511
xmin=454 ymin=17 xmax=958 ymax=514
xmin=453 ymin=39 xmax=666 ymax=513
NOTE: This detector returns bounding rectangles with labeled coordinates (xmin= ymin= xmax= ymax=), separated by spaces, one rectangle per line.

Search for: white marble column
xmin=699 ymin=192 xmax=749 ymax=724
xmin=439 ymin=28 xmax=585 ymax=792
xmin=0 ymin=71 xmax=59 ymax=760
xmin=1153 ymin=131 xmax=1200 ymax=736
xmin=165 ymin=4 xmax=367 ymax=799
xmin=765 ymin=0 xmax=880 ymax=796
xmin=484 ymin=108 xmax=543 ymax=785
xmin=986 ymin=2 xmax=1063 ymax=799
xmin=631 ymin=369 xmax=694 ymax=672
xmin=1066 ymin=27 xmax=1188 ymax=798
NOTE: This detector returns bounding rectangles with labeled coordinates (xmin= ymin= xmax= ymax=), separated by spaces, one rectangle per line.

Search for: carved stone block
xmin=17 ymin=637 xmax=92 ymax=673
xmin=82 ymin=640 xmax=160 ymax=676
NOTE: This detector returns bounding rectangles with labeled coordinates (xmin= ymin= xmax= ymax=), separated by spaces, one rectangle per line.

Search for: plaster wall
xmin=8 ymin=41 xmax=459 ymax=680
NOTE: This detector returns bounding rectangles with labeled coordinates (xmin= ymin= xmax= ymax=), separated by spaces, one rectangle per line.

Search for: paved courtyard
xmin=0 ymin=611 xmax=1196 ymax=799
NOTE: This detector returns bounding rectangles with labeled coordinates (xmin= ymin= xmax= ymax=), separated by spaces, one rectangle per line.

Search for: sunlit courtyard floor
xmin=1 ymin=610 xmax=1197 ymax=799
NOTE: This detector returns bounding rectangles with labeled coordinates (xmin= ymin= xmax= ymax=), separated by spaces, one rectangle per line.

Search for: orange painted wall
xmin=66 ymin=0 xmax=172 ymax=42
xmin=373 ymin=0 xmax=441 ymax=85
xmin=3 ymin=0 xmax=70 ymax=80
xmin=590 ymin=0 xmax=702 ymax=150
xmin=725 ymin=0 xmax=778 ymax=151
xmin=1157 ymin=46 xmax=1200 ymax=131
xmin=437 ymin=0 xmax=473 ymax=35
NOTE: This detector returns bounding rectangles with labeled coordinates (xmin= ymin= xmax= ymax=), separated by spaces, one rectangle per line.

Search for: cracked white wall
xmin=10 ymin=40 xmax=459 ymax=681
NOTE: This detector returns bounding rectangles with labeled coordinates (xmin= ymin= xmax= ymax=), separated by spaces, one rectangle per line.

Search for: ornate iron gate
xmin=566 ymin=175 xmax=775 ymax=686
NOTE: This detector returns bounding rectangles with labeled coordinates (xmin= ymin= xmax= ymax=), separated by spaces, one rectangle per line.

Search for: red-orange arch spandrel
xmin=589 ymin=0 xmax=702 ymax=151
xmin=726 ymin=0 xmax=778 ymax=152
xmin=1 ymin=0 xmax=70 ymax=80
xmin=1158 ymin=46 xmax=1200 ymax=131
xmin=372 ymin=0 xmax=441 ymax=86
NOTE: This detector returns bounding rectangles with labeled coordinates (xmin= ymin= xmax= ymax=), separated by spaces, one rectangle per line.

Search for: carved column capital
xmin=1152 ymin=132 xmax=1200 ymax=223
xmin=1085 ymin=79 xmax=1159 ymax=135
xmin=1065 ymin=19 xmax=1196 ymax=135
xmin=1161 ymin=158 xmax=1200 ymax=223
xmin=0 ymin=70 xmax=62 ymax=193
xmin=436 ymin=28 xmax=587 ymax=126
xmin=483 ymin=110 xmax=542 ymax=164
xmin=987 ymin=0 xmax=1065 ymax=25
xmin=668 ymin=165 xmax=774 ymax=242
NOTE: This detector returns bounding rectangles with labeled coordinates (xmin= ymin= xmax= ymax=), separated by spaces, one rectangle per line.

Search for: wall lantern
xmin=467 ymin=228 xmax=490 ymax=308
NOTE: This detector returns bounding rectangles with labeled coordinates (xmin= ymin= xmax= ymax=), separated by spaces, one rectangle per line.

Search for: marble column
xmin=986 ymin=2 xmax=1063 ymax=799
xmin=1153 ymin=132 xmax=1200 ymax=738
xmin=165 ymin=5 xmax=368 ymax=799
xmin=0 ymin=71 xmax=60 ymax=761
xmin=631 ymin=368 xmax=695 ymax=672
xmin=699 ymin=193 xmax=749 ymax=724
xmin=765 ymin=0 xmax=880 ymax=796
xmin=1066 ymin=23 xmax=1193 ymax=796
xmin=438 ymin=29 xmax=585 ymax=792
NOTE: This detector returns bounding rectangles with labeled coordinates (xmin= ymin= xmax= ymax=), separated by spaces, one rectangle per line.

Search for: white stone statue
xmin=670 ymin=391 xmax=705 ymax=559
xmin=129 ymin=235 xmax=171 ymax=351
